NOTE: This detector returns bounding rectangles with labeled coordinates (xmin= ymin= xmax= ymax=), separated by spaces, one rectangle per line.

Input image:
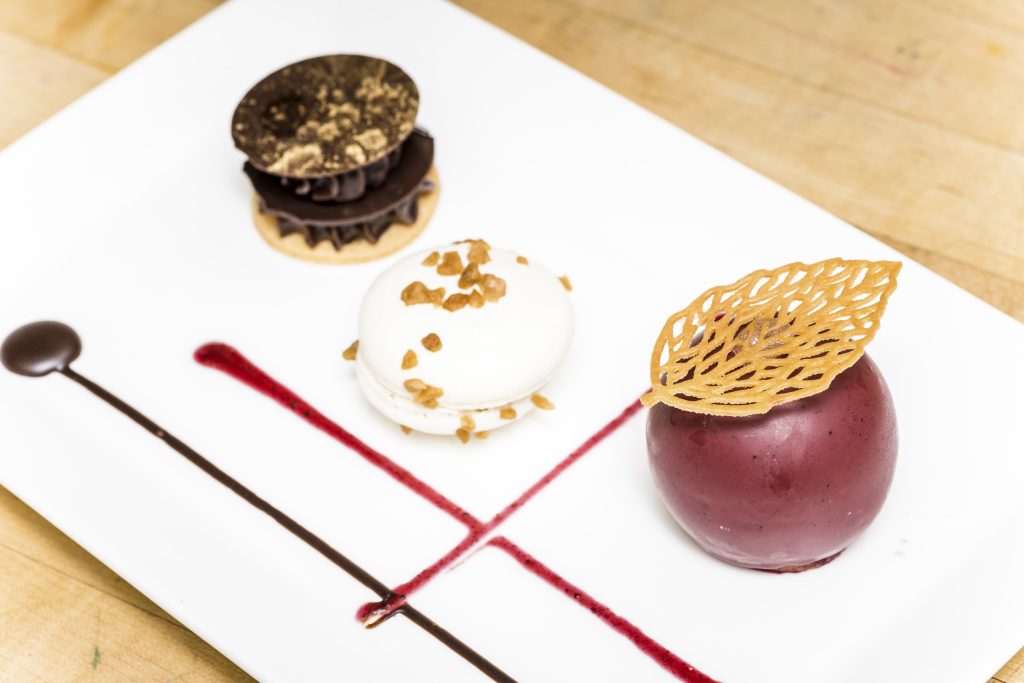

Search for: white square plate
xmin=1 ymin=1 xmax=1022 ymax=681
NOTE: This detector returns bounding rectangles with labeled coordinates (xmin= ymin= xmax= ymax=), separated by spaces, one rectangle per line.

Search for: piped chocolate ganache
xmin=232 ymin=55 xmax=435 ymax=251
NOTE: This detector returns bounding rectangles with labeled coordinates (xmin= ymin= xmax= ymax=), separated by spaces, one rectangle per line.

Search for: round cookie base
xmin=251 ymin=166 xmax=439 ymax=265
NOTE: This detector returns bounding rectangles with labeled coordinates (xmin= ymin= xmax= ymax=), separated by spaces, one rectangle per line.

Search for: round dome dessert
xmin=232 ymin=54 xmax=438 ymax=264
xmin=348 ymin=240 xmax=574 ymax=439
xmin=641 ymin=258 xmax=901 ymax=571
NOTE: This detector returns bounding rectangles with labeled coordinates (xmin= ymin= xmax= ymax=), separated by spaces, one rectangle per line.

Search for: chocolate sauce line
xmin=57 ymin=366 xmax=515 ymax=683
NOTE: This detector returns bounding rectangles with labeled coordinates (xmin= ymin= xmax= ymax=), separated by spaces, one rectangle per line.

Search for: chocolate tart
xmin=232 ymin=54 xmax=437 ymax=263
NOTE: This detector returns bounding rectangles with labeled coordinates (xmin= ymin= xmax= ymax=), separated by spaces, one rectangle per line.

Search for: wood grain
xmin=0 ymin=30 xmax=105 ymax=149
xmin=0 ymin=488 xmax=252 ymax=682
xmin=0 ymin=0 xmax=1021 ymax=680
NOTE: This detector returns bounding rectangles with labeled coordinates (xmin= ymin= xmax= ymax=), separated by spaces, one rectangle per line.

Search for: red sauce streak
xmin=366 ymin=399 xmax=645 ymax=617
xmin=195 ymin=343 xmax=717 ymax=683
xmin=194 ymin=343 xmax=481 ymax=526
xmin=490 ymin=536 xmax=717 ymax=683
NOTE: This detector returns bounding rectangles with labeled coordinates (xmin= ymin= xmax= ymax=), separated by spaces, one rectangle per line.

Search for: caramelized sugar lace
xmin=641 ymin=258 xmax=901 ymax=416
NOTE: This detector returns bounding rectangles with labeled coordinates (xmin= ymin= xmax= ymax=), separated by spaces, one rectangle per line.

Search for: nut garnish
xmin=406 ymin=240 xmax=506 ymax=313
xmin=404 ymin=378 xmax=443 ymax=408
xmin=475 ymin=431 xmax=490 ymax=439
xmin=559 ymin=275 xmax=573 ymax=292
xmin=437 ymin=251 xmax=464 ymax=276
xmin=458 ymin=263 xmax=481 ymax=289
xmin=516 ymin=256 xmax=529 ymax=265
xmin=641 ymin=258 xmax=902 ymax=416
xmin=531 ymin=394 xmax=555 ymax=410
xmin=342 ymin=340 xmax=359 ymax=361
xmin=400 ymin=425 xmax=412 ymax=435
xmin=499 ymin=406 xmax=517 ymax=420
xmin=402 ymin=349 xmax=418 ymax=369
xmin=460 ymin=414 xmax=476 ymax=433
xmin=443 ymin=293 xmax=469 ymax=312
xmin=466 ymin=239 xmax=491 ymax=265
xmin=402 ymin=281 xmax=446 ymax=307
xmin=455 ymin=428 xmax=471 ymax=444
xmin=421 ymin=333 xmax=442 ymax=352
xmin=479 ymin=274 xmax=507 ymax=302
xmin=404 ymin=378 xmax=427 ymax=392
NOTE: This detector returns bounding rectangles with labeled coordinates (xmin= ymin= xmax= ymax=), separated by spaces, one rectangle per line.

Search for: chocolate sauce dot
xmin=1 ymin=321 xmax=81 ymax=377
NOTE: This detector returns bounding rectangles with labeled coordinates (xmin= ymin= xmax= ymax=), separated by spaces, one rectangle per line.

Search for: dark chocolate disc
xmin=1 ymin=321 xmax=81 ymax=377
xmin=246 ymin=129 xmax=434 ymax=227
xmin=232 ymin=55 xmax=419 ymax=178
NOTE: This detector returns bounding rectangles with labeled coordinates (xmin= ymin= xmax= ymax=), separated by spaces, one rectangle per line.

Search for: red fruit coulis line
xmin=489 ymin=536 xmax=718 ymax=683
xmin=364 ymin=399 xmax=645 ymax=619
xmin=194 ymin=343 xmax=480 ymax=526
xmin=195 ymin=343 xmax=718 ymax=683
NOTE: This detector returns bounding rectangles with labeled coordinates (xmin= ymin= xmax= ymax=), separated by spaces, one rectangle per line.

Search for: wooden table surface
xmin=1 ymin=1 xmax=1022 ymax=680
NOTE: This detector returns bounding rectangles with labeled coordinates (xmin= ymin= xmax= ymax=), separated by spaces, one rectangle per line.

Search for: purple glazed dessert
xmin=641 ymin=258 xmax=901 ymax=572
xmin=647 ymin=353 xmax=897 ymax=571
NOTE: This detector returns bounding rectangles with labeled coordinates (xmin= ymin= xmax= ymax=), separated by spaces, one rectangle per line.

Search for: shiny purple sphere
xmin=646 ymin=354 xmax=898 ymax=572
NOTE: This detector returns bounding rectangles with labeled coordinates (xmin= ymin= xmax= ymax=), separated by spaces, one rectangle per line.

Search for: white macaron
xmin=354 ymin=240 xmax=574 ymax=438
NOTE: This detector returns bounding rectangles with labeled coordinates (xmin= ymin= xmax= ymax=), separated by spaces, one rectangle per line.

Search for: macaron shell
xmin=355 ymin=354 xmax=537 ymax=434
xmin=358 ymin=243 xmax=574 ymax=410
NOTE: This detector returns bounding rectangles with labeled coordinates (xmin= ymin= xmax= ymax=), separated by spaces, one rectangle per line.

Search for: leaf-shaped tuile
xmin=641 ymin=258 xmax=901 ymax=416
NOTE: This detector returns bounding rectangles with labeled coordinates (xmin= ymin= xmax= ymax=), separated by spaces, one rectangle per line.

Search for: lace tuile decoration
xmin=641 ymin=258 xmax=901 ymax=416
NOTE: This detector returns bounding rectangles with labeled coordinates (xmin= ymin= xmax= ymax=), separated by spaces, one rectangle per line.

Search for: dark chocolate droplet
xmin=1 ymin=321 xmax=81 ymax=377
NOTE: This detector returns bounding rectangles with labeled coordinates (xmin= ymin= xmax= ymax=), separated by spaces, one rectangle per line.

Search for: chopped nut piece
xmin=420 ymin=387 xmax=443 ymax=402
xmin=468 ymin=289 xmax=485 ymax=308
xmin=404 ymin=378 xmax=444 ymax=408
xmin=499 ymin=406 xmax=517 ymax=420
xmin=466 ymin=239 xmax=491 ymax=265
xmin=421 ymin=251 xmax=440 ymax=267
xmin=342 ymin=340 xmax=359 ymax=361
xmin=458 ymin=263 xmax=481 ymax=289
xmin=401 ymin=281 xmax=428 ymax=305
xmin=460 ymin=414 xmax=476 ymax=432
xmin=402 ymin=281 xmax=446 ymax=307
xmin=404 ymin=378 xmax=427 ymax=393
xmin=421 ymin=333 xmax=442 ymax=352
xmin=400 ymin=425 xmax=413 ymax=435
xmin=455 ymin=428 xmax=471 ymax=444
xmin=417 ymin=386 xmax=442 ymax=402
xmin=559 ymin=275 xmax=573 ymax=292
xmin=443 ymin=293 xmax=469 ymax=312
xmin=437 ymin=251 xmax=464 ymax=276
xmin=531 ymin=394 xmax=555 ymax=410
xmin=402 ymin=350 xmax=418 ymax=369
xmin=475 ymin=431 xmax=490 ymax=439
xmin=479 ymin=274 xmax=507 ymax=302
xmin=516 ymin=256 xmax=529 ymax=265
